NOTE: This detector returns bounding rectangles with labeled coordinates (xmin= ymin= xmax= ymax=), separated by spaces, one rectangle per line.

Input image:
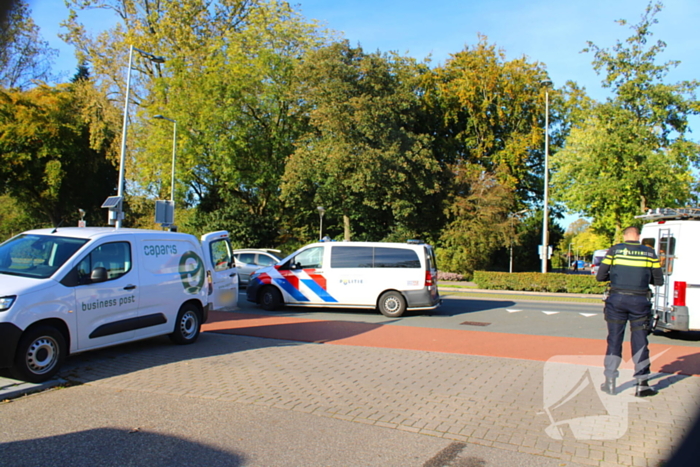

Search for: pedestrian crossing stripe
xmin=505 ymin=310 xmax=600 ymax=317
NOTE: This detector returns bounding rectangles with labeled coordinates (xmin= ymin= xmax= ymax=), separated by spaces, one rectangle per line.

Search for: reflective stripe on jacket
xmin=595 ymin=241 xmax=664 ymax=294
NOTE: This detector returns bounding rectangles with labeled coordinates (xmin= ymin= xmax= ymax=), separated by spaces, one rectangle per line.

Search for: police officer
xmin=596 ymin=226 xmax=664 ymax=397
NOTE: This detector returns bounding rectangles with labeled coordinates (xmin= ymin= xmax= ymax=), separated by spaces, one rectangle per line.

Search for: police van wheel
xmin=260 ymin=286 xmax=282 ymax=311
xmin=378 ymin=291 xmax=406 ymax=318
xmin=11 ymin=326 xmax=66 ymax=383
xmin=169 ymin=304 xmax=201 ymax=345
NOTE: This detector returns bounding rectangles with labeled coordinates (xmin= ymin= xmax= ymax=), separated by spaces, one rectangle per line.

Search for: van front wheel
xmin=11 ymin=325 xmax=66 ymax=383
xmin=260 ymin=286 xmax=282 ymax=311
xmin=378 ymin=291 xmax=406 ymax=317
xmin=169 ymin=304 xmax=201 ymax=345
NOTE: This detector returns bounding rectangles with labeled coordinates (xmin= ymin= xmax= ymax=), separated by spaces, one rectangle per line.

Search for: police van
xmin=246 ymin=240 xmax=440 ymax=317
xmin=0 ymin=227 xmax=238 ymax=382
xmin=637 ymin=208 xmax=700 ymax=332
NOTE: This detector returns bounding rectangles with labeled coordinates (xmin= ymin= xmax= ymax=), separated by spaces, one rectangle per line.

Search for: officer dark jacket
xmin=595 ymin=241 xmax=664 ymax=294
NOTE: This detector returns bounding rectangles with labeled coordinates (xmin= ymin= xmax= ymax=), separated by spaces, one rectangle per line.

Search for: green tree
xmin=551 ymin=2 xmax=700 ymax=240
xmin=281 ymin=41 xmax=444 ymax=243
xmin=0 ymin=81 xmax=119 ymax=226
xmin=0 ymin=194 xmax=36 ymax=241
xmin=0 ymin=0 xmax=57 ymax=89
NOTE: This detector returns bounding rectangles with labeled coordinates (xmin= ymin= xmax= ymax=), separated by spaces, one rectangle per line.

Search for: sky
xmin=29 ymin=0 xmax=700 ymax=228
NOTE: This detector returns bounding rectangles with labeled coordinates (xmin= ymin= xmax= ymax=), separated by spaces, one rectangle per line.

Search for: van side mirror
xmin=90 ymin=267 xmax=108 ymax=283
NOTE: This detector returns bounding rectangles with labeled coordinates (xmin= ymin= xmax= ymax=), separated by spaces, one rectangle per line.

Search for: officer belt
xmin=610 ymin=290 xmax=648 ymax=296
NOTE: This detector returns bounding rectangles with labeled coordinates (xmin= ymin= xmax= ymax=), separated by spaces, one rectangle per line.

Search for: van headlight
xmin=0 ymin=296 xmax=15 ymax=312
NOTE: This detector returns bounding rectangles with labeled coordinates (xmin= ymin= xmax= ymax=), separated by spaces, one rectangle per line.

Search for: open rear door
xmin=200 ymin=231 xmax=238 ymax=311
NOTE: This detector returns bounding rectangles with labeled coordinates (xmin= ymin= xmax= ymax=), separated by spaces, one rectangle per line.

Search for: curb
xmin=438 ymin=285 xmax=603 ymax=301
xmin=0 ymin=376 xmax=66 ymax=401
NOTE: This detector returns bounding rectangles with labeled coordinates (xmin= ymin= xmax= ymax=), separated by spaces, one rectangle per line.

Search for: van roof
xmin=309 ymin=241 xmax=432 ymax=248
xmin=18 ymin=227 xmax=193 ymax=241
xmin=636 ymin=208 xmax=700 ymax=221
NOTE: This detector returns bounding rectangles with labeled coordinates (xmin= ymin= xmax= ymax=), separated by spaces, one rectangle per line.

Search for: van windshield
xmin=0 ymin=234 xmax=88 ymax=279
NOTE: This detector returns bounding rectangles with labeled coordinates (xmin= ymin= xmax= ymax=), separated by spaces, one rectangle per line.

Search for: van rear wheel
xmin=260 ymin=286 xmax=282 ymax=311
xmin=11 ymin=325 xmax=66 ymax=383
xmin=378 ymin=291 xmax=406 ymax=317
xmin=169 ymin=303 xmax=201 ymax=345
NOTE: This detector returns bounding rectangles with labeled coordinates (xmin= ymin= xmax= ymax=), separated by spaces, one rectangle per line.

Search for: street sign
xmin=155 ymin=200 xmax=175 ymax=227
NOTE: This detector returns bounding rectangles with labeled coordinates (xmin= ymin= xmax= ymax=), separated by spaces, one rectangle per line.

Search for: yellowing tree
xmin=62 ymin=0 xmax=325 ymax=245
xmin=428 ymin=37 xmax=555 ymax=276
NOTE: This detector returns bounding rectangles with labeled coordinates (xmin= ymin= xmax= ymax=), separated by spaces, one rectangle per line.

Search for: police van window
xmin=374 ymin=248 xmax=420 ymax=268
xmin=210 ymin=239 xmax=232 ymax=272
xmin=642 ymin=238 xmax=655 ymax=249
xmin=294 ymin=247 xmax=323 ymax=269
xmin=425 ymin=246 xmax=437 ymax=270
xmin=78 ymin=242 xmax=132 ymax=283
xmin=331 ymin=246 xmax=373 ymax=268
xmin=0 ymin=234 xmax=87 ymax=279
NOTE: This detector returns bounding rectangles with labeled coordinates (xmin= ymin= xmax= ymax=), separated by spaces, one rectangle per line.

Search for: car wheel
xmin=169 ymin=303 xmax=201 ymax=345
xmin=11 ymin=325 xmax=66 ymax=383
xmin=378 ymin=291 xmax=406 ymax=317
xmin=260 ymin=286 xmax=282 ymax=311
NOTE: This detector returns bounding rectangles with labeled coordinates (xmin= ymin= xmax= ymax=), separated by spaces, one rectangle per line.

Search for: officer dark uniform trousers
xmin=596 ymin=237 xmax=664 ymax=397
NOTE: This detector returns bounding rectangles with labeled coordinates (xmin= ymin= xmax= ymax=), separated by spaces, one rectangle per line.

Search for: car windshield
xmin=0 ymin=234 xmax=88 ymax=279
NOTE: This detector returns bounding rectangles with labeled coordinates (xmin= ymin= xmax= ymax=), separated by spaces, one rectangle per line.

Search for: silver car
xmin=234 ymin=249 xmax=282 ymax=286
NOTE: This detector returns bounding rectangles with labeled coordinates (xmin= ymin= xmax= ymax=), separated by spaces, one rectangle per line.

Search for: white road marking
xmin=579 ymin=313 xmax=599 ymax=317
xmin=506 ymin=309 xmax=523 ymax=313
xmin=542 ymin=311 xmax=560 ymax=315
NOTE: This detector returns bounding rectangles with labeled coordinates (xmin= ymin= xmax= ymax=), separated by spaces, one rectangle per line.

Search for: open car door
xmin=200 ymin=231 xmax=238 ymax=310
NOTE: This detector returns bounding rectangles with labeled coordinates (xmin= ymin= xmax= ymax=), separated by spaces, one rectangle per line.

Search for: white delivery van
xmin=246 ymin=240 xmax=441 ymax=317
xmin=0 ymin=227 xmax=238 ymax=382
xmin=637 ymin=208 xmax=700 ymax=332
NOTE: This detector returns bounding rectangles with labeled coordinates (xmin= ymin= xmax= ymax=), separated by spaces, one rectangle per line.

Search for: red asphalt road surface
xmin=203 ymin=311 xmax=700 ymax=377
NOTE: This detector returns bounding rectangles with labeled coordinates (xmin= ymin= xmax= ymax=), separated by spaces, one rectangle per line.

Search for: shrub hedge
xmin=472 ymin=271 xmax=607 ymax=294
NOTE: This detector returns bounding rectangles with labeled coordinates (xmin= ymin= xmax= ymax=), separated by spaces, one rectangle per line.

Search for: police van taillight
xmin=425 ymin=270 xmax=433 ymax=287
xmin=674 ymin=281 xmax=687 ymax=307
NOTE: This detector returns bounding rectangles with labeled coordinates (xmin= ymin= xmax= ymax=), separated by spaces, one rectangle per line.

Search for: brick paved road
xmin=45 ymin=328 xmax=700 ymax=467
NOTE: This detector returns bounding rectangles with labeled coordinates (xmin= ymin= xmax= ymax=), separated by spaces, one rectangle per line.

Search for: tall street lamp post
xmin=509 ymin=209 xmax=528 ymax=273
xmin=540 ymin=79 xmax=553 ymax=273
xmin=115 ymin=45 xmax=165 ymax=228
xmin=317 ymin=206 xmax=325 ymax=240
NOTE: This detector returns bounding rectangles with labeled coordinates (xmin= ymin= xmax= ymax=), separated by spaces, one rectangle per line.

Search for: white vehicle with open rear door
xmin=637 ymin=208 xmax=700 ymax=332
xmin=0 ymin=227 xmax=238 ymax=383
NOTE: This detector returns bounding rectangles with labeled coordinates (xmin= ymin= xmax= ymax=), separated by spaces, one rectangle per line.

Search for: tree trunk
xmin=344 ymin=215 xmax=351 ymax=241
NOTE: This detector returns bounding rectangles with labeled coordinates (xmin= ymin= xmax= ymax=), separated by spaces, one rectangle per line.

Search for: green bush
xmin=473 ymin=271 xmax=607 ymax=294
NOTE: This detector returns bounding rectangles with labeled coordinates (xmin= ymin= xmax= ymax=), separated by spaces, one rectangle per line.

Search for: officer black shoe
xmin=635 ymin=379 xmax=658 ymax=397
xmin=600 ymin=377 xmax=616 ymax=395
